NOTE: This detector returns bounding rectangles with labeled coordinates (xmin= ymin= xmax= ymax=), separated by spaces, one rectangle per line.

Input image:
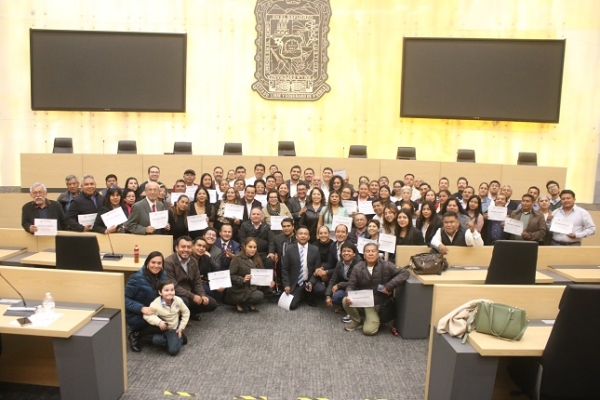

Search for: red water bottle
xmin=134 ymin=244 xmax=140 ymax=263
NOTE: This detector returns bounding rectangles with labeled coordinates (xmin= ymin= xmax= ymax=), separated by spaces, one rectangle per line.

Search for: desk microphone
xmin=0 ymin=271 xmax=36 ymax=316
xmin=102 ymin=232 xmax=123 ymax=261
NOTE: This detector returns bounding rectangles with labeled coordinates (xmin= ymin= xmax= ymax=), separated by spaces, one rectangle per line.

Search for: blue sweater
xmin=125 ymin=266 xmax=167 ymax=331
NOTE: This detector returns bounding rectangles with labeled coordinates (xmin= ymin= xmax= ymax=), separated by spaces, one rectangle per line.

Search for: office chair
xmin=173 ymin=141 xmax=192 ymax=154
xmin=484 ymin=240 xmax=537 ymax=284
xmin=517 ymin=152 xmax=538 ymax=166
xmin=348 ymin=145 xmax=367 ymax=158
xmin=223 ymin=143 xmax=243 ymax=155
xmin=56 ymin=235 xmax=103 ymax=272
xmin=53 ymin=137 xmax=73 ymax=153
xmin=456 ymin=149 xmax=476 ymax=163
xmin=117 ymin=140 xmax=137 ymax=154
xmin=278 ymin=141 xmax=296 ymax=156
xmin=508 ymin=284 xmax=600 ymax=399
xmin=397 ymin=147 xmax=416 ymax=160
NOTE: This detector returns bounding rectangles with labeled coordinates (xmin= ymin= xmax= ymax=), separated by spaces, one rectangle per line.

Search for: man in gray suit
xmin=125 ymin=181 xmax=170 ymax=235
xmin=281 ymin=225 xmax=323 ymax=309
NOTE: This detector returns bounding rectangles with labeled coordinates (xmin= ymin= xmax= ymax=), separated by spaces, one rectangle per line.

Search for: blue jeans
xmin=152 ymin=329 xmax=183 ymax=356
xmin=331 ymin=289 xmax=346 ymax=306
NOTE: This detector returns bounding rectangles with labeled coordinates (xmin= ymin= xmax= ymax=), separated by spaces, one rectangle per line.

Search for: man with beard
xmin=22 ymin=182 xmax=69 ymax=234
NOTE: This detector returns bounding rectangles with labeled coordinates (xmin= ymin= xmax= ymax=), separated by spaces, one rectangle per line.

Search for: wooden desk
xmin=0 ymin=247 xmax=26 ymax=262
xmin=21 ymin=251 xmax=143 ymax=272
xmin=412 ymin=269 xmax=554 ymax=285
xmin=0 ymin=305 xmax=95 ymax=338
xmin=548 ymin=265 xmax=600 ymax=283
xmin=467 ymin=326 xmax=552 ymax=357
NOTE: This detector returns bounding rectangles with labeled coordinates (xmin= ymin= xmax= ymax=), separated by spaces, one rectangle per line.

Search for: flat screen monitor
xmin=400 ymin=38 xmax=566 ymax=123
xmin=30 ymin=29 xmax=187 ymax=112
xmin=56 ymin=235 xmax=103 ymax=272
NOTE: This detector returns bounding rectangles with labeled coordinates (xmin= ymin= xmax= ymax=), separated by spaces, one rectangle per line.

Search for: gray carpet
xmin=121 ymin=299 xmax=428 ymax=400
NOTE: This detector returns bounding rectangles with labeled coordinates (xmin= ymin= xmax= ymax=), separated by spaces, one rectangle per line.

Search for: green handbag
xmin=474 ymin=301 xmax=528 ymax=341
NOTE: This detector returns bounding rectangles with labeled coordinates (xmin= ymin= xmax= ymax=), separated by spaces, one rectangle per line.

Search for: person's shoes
xmin=342 ymin=314 xmax=352 ymax=323
xmin=247 ymin=306 xmax=259 ymax=312
xmin=182 ymin=333 xmax=188 ymax=345
xmin=235 ymin=305 xmax=247 ymax=314
xmin=152 ymin=334 xmax=167 ymax=347
xmin=128 ymin=331 xmax=141 ymax=352
xmin=307 ymin=298 xmax=317 ymax=307
xmin=334 ymin=306 xmax=344 ymax=314
xmin=344 ymin=320 xmax=362 ymax=332
xmin=390 ymin=327 xmax=400 ymax=337
xmin=190 ymin=313 xmax=202 ymax=321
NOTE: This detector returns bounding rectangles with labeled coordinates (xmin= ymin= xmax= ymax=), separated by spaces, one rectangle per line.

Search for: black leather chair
xmin=484 ymin=240 xmax=537 ymax=284
xmin=278 ymin=141 xmax=296 ymax=156
xmin=173 ymin=141 xmax=192 ymax=154
xmin=56 ymin=235 xmax=103 ymax=272
xmin=518 ymin=152 xmax=538 ymax=166
xmin=397 ymin=147 xmax=416 ymax=160
xmin=456 ymin=149 xmax=476 ymax=163
xmin=223 ymin=143 xmax=242 ymax=155
xmin=348 ymin=145 xmax=367 ymax=158
xmin=117 ymin=140 xmax=137 ymax=154
xmin=53 ymin=137 xmax=73 ymax=153
xmin=508 ymin=284 xmax=600 ymax=399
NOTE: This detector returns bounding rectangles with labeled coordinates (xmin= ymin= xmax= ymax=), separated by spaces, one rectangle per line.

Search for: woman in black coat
xmin=415 ymin=201 xmax=443 ymax=245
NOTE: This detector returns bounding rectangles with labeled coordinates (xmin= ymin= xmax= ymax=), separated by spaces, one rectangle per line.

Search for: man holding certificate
xmin=22 ymin=182 xmax=70 ymax=234
xmin=550 ymin=190 xmax=595 ymax=246
xmin=342 ymin=243 xmax=409 ymax=335
xmin=430 ymin=211 xmax=484 ymax=254
xmin=125 ymin=182 xmax=170 ymax=235
xmin=507 ymin=194 xmax=547 ymax=242
xmin=66 ymin=174 xmax=104 ymax=232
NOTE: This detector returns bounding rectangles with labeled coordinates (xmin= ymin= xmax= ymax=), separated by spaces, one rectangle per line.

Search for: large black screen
xmin=30 ymin=29 xmax=187 ymax=112
xmin=400 ymin=38 xmax=565 ymax=123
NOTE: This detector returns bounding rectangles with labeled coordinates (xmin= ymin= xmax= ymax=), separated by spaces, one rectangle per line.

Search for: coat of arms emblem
xmin=252 ymin=0 xmax=331 ymax=101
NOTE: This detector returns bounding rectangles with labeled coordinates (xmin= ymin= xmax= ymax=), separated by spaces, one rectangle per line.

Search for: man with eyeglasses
xmin=139 ymin=165 xmax=163 ymax=198
xmin=546 ymin=180 xmax=562 ymax=211
xmin=431 ymin=211 xmax=484 ymax=254
xmin=125 ymin=181 xmax=170 ymax=235
xmin=22 ymin=182 xmax=69 ymax=234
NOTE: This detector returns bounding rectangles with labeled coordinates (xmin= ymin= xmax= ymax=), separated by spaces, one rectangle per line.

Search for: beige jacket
xmin=144 ymin=295 xmax=190 ymax=331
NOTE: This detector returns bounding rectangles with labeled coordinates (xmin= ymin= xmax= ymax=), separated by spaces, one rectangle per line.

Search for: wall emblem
xmin=252 ymin=0 xmax=331 ymax=101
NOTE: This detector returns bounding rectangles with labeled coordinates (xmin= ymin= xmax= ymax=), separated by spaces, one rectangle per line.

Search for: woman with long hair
xmin=122 ymin=188 xmax=137 ymax=217
xmin=466 ymin=196 xmax=484 ymax=233
xmin=212 ymin=187 xmax=242 ymax=236
xmin=188 ymin=187 xmax=213 ymax=239
xmin=378 ymin=185 xmax=392 ymax=205
xmin=124 ymin=177 xmax=140 ymax=200
xmin=318 ymin=190 xmax=349 ymax=232
xmin=478 ymin=182 xmax=491 ymax=212
xmin=277 ymin=182 xmax=291 ymax=207
xmin=168 ymin=195 xmax=190 ymax=245
xmin=437 ymin=189 xmax=453 ymax=213
xmin=537 ymin=194 xmax=553 ymax=245
xmin=391 ymin=180 xmax=404 ymax=201
xmin=329 ymin=175 xmax=345 ymax=193
xmin=301 ymin=187 xmax=326 ymax=242
xmin=92 ymin=187 xmax=125 ymax=234
xmin=315 ymin=225 xmax=332 ymax=265
xmin=415 ymin=201 xmax=443 ymax=245
xmin=440 ymin=197 xmax=470 ymax=230
xmin=368 ymin=180 xmax=380 ymax=198
xmin=396 ymin=210 xmax=425 ymax=246
xmin=199 ymin=173 xmax=215 ymax=191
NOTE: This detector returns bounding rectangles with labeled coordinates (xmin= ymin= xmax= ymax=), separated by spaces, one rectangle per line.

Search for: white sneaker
xmin=342 ymin=314 xmax=352 ymax=323
xmin=344 ymin=320 xmax=362 ymax=331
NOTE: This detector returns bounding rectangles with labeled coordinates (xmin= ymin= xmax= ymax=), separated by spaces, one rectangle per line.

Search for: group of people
xmin=20 ymin=162 xmax=596 ymax=353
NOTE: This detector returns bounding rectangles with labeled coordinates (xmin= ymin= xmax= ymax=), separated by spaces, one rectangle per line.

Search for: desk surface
xmin=0 ymin=304 xmax=96 ymax=338
xmin=548 ymin=265 xmax=600 ymax=283
xmin=0 ymin=247 xmax=26 ymax=261
xmin=466 ymin=325 xmax=552 ymax=356
xmin=20 ymin=251 xmax=142 ymax=272
xmin=411 ymin=269 xmax=554 ymax=285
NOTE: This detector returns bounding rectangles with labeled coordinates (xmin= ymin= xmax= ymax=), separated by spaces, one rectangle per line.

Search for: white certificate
xmin=357 ymin=237 xmax=377 ymax=254
xmin=34 ymin=218 xmax=57 ymax=236
xmin=224 ymin=203 xmax=244 ymax=219
xmin=278 ymin=293 xmax=294 ymax=311
xmin=503 ymin=218 xmax=524 ymax=236
xmin=250 ymin=269 xmax=273 ymax=286
xmin=358 ymin=201 xmax=375 ymax=215
xmin=238 ymin=190 xmax=245 ymax=199
xmin=77 ymin=213 xmax=97 ymax=226
xmin=333 ymin=169 xmax=346 ymax=179
xmin=332 ymin=215 xmax=353 ymax=232
xmin=170 ymin=192 xmax=184 ymax=205
xmin=149 ymin=210 xmax=168 ymax=229
xmin=207 ymin=189 xmax=218 ymax=203
xmin=187 ymin=214 xmax=208 ymax=231
xmin=378 ymin=233 xmax=396 ymax=253
xmin=347 ymin=289 xmax=375 ymax=308
xmin=342 ymin=200 xmax=358 ymax=214
xmin=487 ymin=205 xmax=508 ymax=221
xmin=550 ymin=218 xmax=574 ymax=235
xmin=100 ymin=207 xmax=127 ymax=228
xmin=185 ymin=186 xmax=197 ymax=200
xmin=270 ymin=216 xmax=286 ymax=230
xmin=255 ymin=194 xmax=268 ymax=207
xmin=208 ymin=270 xmax=232 ymax=291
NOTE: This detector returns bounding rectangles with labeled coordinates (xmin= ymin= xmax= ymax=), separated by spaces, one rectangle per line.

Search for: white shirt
xmin=551 ymin=205 xmax=596 ymax=242
xmin=430 ymin=227 xmax=483 ymax=250
xmin=298 ymin=243 xmax=309 ymax=281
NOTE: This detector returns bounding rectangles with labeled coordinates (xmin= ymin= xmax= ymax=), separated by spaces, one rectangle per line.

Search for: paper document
xmin=188 ymin=214 xmax=208 ymax=231
xmin=77 ymin=213 xmax=97 ymax=226
xmin=255 ymin=194 xmax=268 ymax=207
xmin=347 ymin=290 xmax=375 ymax=308
xmin=250 ymin=269 xmax=273 ymax=286
xmin=332 ymin=215 xmax=353 ymax=232
xmin=278 ymin=293 xmax=294 ymax=311
xmin=550 ymin=218 xmax=574 ymax=235
xmin=487 ymin=205 xmax=507 ymax=222
xmin=34 ymin=218 xmax=57 ymax=236
xmin=149 ymin=210 xmax=168 ymax=229
xmin=100 ymin=207 xmax=127 ymax=228
xmin=270 ymin=216 xmax=286 ymax=230
xmin=358 ymin=201 xmax=375 ymax=215
xmin=503 ymin=218 xmax=524 ymax=236
xmin=378 ymin=233 xmax=396 ymax=253
xmin=357 ymin=237 xmax=378 ymax=254
xmin=170 ymin=192 xmax=184 ymax=205
xmin=224 ymin=204 xmax=244 ymax=220
xmin=185 ymin=187 xmax=197 ymax=201
xmin=208 ymin=270 xmax=232 ymax=291
xmin=207 ymin=189 xmax=218 ymax=203
xmin=342 ymin=200 xmax=357 ymax=214
xmin=333 ymin=169 xmax=347 ymax=179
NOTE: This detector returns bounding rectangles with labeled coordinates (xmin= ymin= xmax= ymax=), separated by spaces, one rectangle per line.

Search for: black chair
xmin=173 ymin=141 xmax=192 ymax=154
xmin=456 ymin=149 xmax=475 ymax=163
xmin=484 ymin=240 xmax=537 ymax=284
xmin=278 ymin=141 xmax=296 ymax=156
xmin=53 ymin=137 xmax=73 ymax=153
xmin=348 ymin=145 xmax=367 ymax=158
xmin=117 ymin=140 xmax=137 ymax=154
xmin=56 ymin=235 xmax=103 ymax=271
xmin=397 ymin=147 xmax=416 ymax=160
xmin=518 ymin=152 xmax=538 ymax=166
xmin=508 ymin=284 xmax=600 ymax=399
xmin=223 ymin=143 xmax=242 ymax=155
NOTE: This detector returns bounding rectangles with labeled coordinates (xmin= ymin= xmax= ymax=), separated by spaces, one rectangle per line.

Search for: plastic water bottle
xmin=42 ymin=292 xmax=55 ymax=317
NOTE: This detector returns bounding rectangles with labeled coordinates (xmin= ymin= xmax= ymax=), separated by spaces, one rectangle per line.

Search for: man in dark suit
xmin=125 ymin=181 xmax=170 ymax=235
xmin=285 ymin=165 xmax=307 ymax=198
xmin=56 ymin=174 xmax=81 ymax=213
xmin=287 ymin=182 xmax=309 ymax=227
xmin=22 ymin=182 xmax=70 ymax=234
xmin=268 ymin=217 xmax=296 ymax=291
xmin=66 ymin=174 xmax=104 ymax=232
xmin=214 ymin=223 xmax=241 ymax=270
xmin=348 ymin=213 xmax=368 ymax=245
xmin=502 ymin=185 xmax=521 ymax=213
xmin=281 ymin=225 xmax=323 ymax=309
xmin=239 ymin=207 xmax=276 ymax=269
xmin=241 ymin=185 xmax=262 ymax=221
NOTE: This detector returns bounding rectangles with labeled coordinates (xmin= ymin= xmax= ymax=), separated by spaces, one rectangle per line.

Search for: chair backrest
xmin=457 ymin=149 xmax=475 ymax=163
xmin=53 ymin=137 xmax=73 ymax=154
xmin=484 ymin=240 xmax=538 ymax=284
xmin=117 ymin=140 xmax=137 ymax=154
xmin=397 ymin=147 xmax=416 ymax=160
xmin=278 ymin=141 xmax=296 ymax=156
xmin=517 ymin=152 xmax=537 ymax=166
xmin=223 ymin=143 xmax=242 ymax=155
xmin=540 ymin=284 xmax=600 ymax=398
xmin=348 ymin=145 xmax=367 ymax=158
xmin=55 ymin=235 xmax=103 ymax=271
xmin=173 ymin=141 xmax=192 ymax=154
